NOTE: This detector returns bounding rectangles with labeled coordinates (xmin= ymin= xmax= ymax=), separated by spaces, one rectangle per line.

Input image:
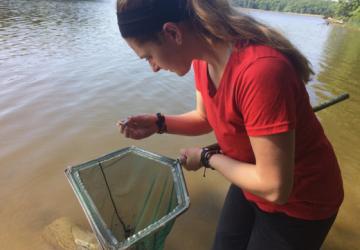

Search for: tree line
xmin=232 ymin=0 xmax=360 ymax=25
xmin=335 ymin=0 xmax=360 ymax=25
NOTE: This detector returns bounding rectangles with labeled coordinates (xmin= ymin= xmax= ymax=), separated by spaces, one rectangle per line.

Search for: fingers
xmin=179 ymin=147 xmax=203 ymax=171
xmin=116 ymin=114 xmax=158 ymax=140
xmin=124 ymin=125 xmax=131 ymax=138
xmin=116 ymin=116 xmax=139 ymax=134
xmin=120 ymin=123 xmax=138 ymax=139
xmin=116 ymin=117 xmax=133 ymax=137
xmin=178 ymin=153 xmax=187 ymax=165
xmin=116 ymin=118 xmax=129 ymax=134
xmin=117 ymin=114 xmax=156 ymax=128
xmin=116 ymin=117 xmax=152 ymax=140
xmin=124 ymin=127 xmax=145 ymax=140
xmin=117 ymin=118 xmax=129 ymax=126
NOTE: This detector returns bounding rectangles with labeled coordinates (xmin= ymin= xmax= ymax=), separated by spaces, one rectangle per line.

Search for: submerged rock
xmin=43 ymin=217 xmax=99 ymax=250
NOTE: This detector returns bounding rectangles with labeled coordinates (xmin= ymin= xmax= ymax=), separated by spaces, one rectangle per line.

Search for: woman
xmin=116 ymin=0 xmax=343 ymax=249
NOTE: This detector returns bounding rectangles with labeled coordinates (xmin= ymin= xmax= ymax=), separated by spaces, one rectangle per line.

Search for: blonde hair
xmin=117 ymin=0 xmax=313 ymax=83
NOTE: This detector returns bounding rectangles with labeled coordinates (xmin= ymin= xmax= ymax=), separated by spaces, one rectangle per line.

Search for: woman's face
xmin=125 ymin=25 xmax=193 ymax=76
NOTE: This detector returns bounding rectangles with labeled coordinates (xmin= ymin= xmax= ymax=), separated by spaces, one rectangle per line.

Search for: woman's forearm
xmin=209 ymin=154 xmax=292 ymax=205
xmin=205 ymin=132 xmax=294 ymax=204
xmin=165 ymin=110 xmax=213 ymax=136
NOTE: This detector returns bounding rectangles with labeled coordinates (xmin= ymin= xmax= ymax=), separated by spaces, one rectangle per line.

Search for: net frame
xmin=65 ymin=146 xmax=190 ymax=250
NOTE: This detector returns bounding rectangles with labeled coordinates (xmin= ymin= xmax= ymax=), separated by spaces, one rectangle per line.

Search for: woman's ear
xmin=162 ymin=22 xmax=182 ymax=45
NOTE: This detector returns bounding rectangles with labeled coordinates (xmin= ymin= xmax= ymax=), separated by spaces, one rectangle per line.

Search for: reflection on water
xmin=0 ymin=1 xmax=359 ymax=249
xmin=0 ymin=0 xmax=119 ymax=61
xmin=314 ymin=25 xmax=360 ymax=250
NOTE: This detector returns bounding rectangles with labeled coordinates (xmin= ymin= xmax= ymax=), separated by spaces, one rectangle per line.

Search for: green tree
xmin=232 ymin=0 xmax=336 ymax=16
xmin=335 ymin=0 xmax=360 ymax=20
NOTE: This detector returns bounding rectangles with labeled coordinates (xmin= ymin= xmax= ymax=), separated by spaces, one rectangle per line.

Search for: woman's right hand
xmin=116 ymin=114 xmax=158 ymax=140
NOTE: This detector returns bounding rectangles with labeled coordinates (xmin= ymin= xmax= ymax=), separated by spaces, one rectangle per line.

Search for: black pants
xmin=212 ymin=184 xmax=337 ymax=250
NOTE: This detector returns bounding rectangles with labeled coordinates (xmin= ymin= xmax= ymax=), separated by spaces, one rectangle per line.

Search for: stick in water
xmin=312 ymin=93 xmax=349 ymax=112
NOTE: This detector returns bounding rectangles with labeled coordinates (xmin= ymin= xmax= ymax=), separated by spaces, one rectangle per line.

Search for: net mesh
xmin=77 ymin=151 xmax=178 ymax=249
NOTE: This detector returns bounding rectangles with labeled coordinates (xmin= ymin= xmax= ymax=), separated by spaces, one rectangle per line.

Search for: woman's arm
xmin=181 ymin=130 xmax=295 ymax=205
xmin=117 ymin=90 xmax=212 ymax=139
xmin=165 ymin=90 xmax=213 ymax=135
xmin=214 ymin=131 xmax=294 ymax=204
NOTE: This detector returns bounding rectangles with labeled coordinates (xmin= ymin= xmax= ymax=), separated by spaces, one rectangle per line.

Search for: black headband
xmin=117 ymin=0 xmax=188 ymax=38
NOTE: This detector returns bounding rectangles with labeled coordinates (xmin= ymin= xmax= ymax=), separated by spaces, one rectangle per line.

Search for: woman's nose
xmin=149 ymin=61 xmax=160 ymax=72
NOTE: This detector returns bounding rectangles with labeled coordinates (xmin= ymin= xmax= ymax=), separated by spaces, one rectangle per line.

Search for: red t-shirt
xmin=193 ymin=44 xmax=343 ymax=220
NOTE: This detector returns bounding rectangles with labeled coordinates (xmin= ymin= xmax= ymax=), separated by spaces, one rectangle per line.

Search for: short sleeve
xmin=238 ymin=57 xmax=297 ymax=136
xmin=192 ymin=60 xmax=202 ymax=91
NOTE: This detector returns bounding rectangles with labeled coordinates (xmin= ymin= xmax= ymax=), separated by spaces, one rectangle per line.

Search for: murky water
xmin=0 ymin=1 xmax=359 ymax=249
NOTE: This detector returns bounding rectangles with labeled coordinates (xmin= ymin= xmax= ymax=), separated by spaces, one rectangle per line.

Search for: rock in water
xmin=43 ymin=217 xmax=99 ymax=250
xmin=72 ymin=225 xmax=98 ymax=250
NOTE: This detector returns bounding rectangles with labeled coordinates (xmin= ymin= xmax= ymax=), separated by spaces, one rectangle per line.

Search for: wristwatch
xmin=156 ymin=112 xmax=167 ymax=134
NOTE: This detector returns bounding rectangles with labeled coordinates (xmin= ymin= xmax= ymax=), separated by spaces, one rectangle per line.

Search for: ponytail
xmin=187 ymin=0 xmax=313 ymax=83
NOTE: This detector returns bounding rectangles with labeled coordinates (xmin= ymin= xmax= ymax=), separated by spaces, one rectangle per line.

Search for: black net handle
xmin=312 ymin=93 xmax=349 ymax=112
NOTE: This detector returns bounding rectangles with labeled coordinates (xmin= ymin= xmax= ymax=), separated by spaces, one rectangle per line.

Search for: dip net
xmin=65 ymin=147 xmax=189 ymax=250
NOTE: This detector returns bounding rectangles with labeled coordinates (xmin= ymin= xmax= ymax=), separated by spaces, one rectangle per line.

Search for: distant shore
xmin=325 ymin=17 xmax=345 ymax=25
xmin=237 ymin=7 xmax=324 ymax=18
xmin=237 ymin=7 xmax=349 ymax=27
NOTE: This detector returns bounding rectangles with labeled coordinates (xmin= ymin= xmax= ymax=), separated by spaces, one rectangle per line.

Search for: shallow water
xmin=0 ymin=1 xmax=359 ymax=249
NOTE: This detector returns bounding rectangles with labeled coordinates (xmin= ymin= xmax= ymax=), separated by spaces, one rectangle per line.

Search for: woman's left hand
xmin=179 ymin=147 xmax=202 ymax=171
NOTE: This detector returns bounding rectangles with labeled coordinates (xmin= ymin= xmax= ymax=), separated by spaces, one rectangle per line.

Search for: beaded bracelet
xmin=200 ymin=145 xmax=222 ymax=177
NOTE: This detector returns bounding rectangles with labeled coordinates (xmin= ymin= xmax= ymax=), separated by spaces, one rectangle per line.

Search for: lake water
xmin=0 ymin=1 xmax=359 ymax=249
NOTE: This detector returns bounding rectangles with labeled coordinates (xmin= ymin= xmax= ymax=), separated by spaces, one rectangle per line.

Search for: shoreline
xmin=325 ymin=17 xmax=345 ymax=25
xmin=237 ymin=7 xmax=324 ymax=18
xmin=237 ymin=7 xmax=359 ymax=29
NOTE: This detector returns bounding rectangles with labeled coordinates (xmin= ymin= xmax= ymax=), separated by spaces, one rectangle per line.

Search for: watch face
xmin=65 ymin=146 xmax=190 ymax=249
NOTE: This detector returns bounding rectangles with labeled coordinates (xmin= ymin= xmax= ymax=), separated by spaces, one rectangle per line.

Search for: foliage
xmin=232 ymin=0 xmax=360 ymax=26
xmin=349 ymin=6 xmax=360 ymax=25
xmin=232 ymin=0 xmax=336 ymax=16
xmin=335 ymin=0 xmax=360 ymax=22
